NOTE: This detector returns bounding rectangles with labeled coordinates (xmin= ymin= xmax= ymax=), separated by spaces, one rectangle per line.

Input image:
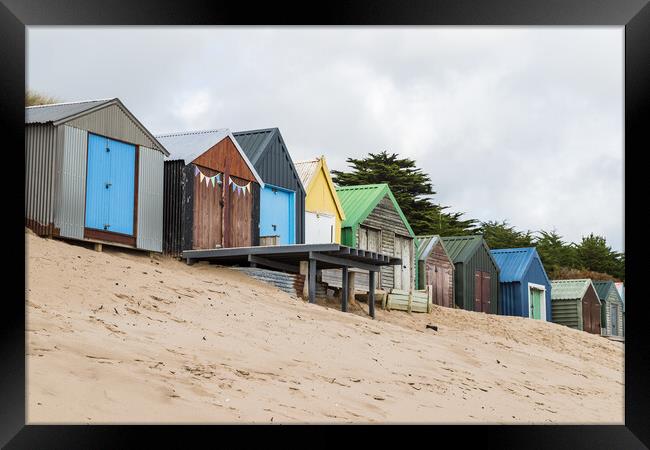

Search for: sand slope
xmin=26 ymin=231 xmax=624 ymax=423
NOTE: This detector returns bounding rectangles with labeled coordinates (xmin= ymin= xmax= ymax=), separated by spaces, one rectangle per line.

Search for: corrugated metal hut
xmin=294 ymin=156 xmax=346 ymax=244
xmin=550 ymin=279 xmax=601 ymax=334
xmin=490 ymin=247 xmax=552 ymax=321
xmin=415 ymin=235 xmax=455 ymax=308
xmin=593 ymin=280 xmax=624 ymax=337
xmin=440 ymin=236 xmax=500 ymax=314
xmin=25 ymin=98 xmax=168 ymax=252
xmin=156 ymin=129 xmax=264 ymax=256
xmin=233 ymin=128 xmax=305 ymax=245
xmin=322 ymin=184 xmax=416 ymax=293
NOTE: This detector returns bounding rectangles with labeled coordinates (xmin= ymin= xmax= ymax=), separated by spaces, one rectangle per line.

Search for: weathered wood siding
xmin=227 ymin=174 xmax=253 ymax=247
xmin=192 ymin=136 xmax=256 ymax=182
xmin=192 ymin=165 xmax=223 ymax=250
xmin=321 ymin=195 xmax=413 ymax=292
xmin=421 ymin=241 xmax=455 ymax=307
xmin=582 ymin=286 xmax=601 ymax=334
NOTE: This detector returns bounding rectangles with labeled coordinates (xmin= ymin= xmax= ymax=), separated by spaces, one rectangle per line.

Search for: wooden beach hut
xmin=293 ymin=156 xmax=346 ymax=244
xmin=415 ymin=235 xmax=455 ymax=308
xmin=233 ymin=128 xmax=306 ymax=246
xmin=322 ymin=184 xmax=416 ymax=296
xmin=490 ymin=247 xmax=552 ymax=321
xmin=25 ymin=98 xmax=169 ymax=253
xmin=550 ymin=279 xmax=601 ymax=334
xmin=440 ymin=235 xmax=500 ymax=314
xmin=593 ymin=280 xmax=624 ymax=337
xmin=157 ymin=129 xmax=264 ymax=256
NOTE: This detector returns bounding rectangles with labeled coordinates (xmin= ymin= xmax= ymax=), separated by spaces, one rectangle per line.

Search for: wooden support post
xmin=348 ymin=271 xmax=356 ymax=304
xmin=308 ymin=258 xmax=316 ymax=304
xmin=381 ymin=291 xmax=387 ymax=310
xmin=94 ymin=243 xmax=102 ymax=252
xmin=426 ymin=284 xmax=433 ymax=313
xmin=300 ymin=261 xmax=309 ymax=299
xmin=341 ymin=266 xmax=349 ymax=312
xmin=186 ymin=258 xmax=195 ymax=266
xmin=368 ymin=271 xmax=376 ymax=318
xmin=407 ymin=290 xmax=413 ymax=313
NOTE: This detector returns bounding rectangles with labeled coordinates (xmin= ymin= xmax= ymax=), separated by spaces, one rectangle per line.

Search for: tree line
xmin=332 ymin=151 xmax=624 ymax=282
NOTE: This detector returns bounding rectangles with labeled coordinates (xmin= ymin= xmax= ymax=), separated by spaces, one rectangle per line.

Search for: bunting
xmin=193 ymin=166 xmax=251 ymax=196
xmin=194 ymin=166 xmax=223 ymax=189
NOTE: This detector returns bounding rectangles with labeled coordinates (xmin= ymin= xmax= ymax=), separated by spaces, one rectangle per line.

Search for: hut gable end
xmin=192 ymin=136 xmax=256 ymax=182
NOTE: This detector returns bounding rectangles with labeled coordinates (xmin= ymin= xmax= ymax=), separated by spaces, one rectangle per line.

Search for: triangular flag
xmin=194 ymin=166 xmax=200 ymax=176
xmin=211 ymin=177 xmax=216 ymax=187
xmin=200 ymin=173 xmax=205 ymax=182
xmin=205 ymin=176 xmax=211 ymax=187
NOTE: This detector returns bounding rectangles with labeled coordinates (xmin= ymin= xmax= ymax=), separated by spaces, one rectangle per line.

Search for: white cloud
xmin=27 ymin=26 xmax=624 ymax=251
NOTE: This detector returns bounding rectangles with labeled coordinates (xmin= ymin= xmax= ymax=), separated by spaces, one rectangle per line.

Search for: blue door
xmin=85 ymin=133 xmax=136 ymax=235
xmin=260 ymin=184 xmax=295 ymax=245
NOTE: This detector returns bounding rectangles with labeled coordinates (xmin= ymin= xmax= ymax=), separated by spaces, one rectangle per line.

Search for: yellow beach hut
xmin=294 ymin=156 xmax=346 ymax=244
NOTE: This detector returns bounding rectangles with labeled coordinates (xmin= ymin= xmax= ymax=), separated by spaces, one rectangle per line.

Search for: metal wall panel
xmin=67 ymin=104 xmax=157 ymax=150
xmin=25 ymin=124 xmax=58 ymax=235
xmin=55 ymin=126 xmax=88 ymax=239
xmin=456 ymin=245 xmax=500 ymax=314
xmin=163 ymin=160 xmax=184 ymax=255
xmin=137 ymin=146 xmax=164 ymax=252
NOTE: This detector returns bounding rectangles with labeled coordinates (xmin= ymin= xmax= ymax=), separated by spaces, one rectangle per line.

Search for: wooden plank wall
xmin=227 ymin=174 xmax=254 ymax=247
xmin=192 ymin=165 xmax=223 ymax=249
xmin=192 ymin=137 xmax=256 ymax=182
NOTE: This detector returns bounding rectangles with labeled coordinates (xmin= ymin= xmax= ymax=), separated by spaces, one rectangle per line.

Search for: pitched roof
xmin=25 ymin=98 xmax=169 ymax=156
xmin=155 ymin=129 xmax=263 ymax=186
xmin=439 ymin=235 xmax=499 ymax=271
xmin=415 ymin=235 xmax=454 ymax=267
xmin=593 ymin=280 xmax=624 ymax=305
xmin=335 ymin=184 xmax=414 ymax=237
xmin=233 ymin=127 xmax=304 ymax=192
xmin=294 ymin=156 xmax=345 ymax=220
xmin=550 ymin=279 xmax=595 ymax=301
xmin=614 ymin=282 xmax=625 ymax=306
xmin=490 ymin=247 xmax=549 ymax=284
xmin=25 ymin=99 xmax=113 ymax=124
xmin=232 ymin=128 xmax=277 ymax=165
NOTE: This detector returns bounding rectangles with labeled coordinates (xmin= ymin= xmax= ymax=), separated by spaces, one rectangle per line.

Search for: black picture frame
xmin=1 ymin=0 xmax=648 ymax=447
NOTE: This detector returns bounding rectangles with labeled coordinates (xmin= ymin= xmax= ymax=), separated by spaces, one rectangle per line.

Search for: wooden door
xmin=192 ymin=166 xmax=223 ymax=249
xmin=401 ymin=238 xmax=412 ymax=290
xmin=393 ymin=236 xmax=403 ymax=290
xmin=442 ymin=267 xmax=452 ymax=308
xmin=582 ymin=297 xmax=592 ymax=332
xmin=474 ymin=270 xmax=491 ymax=313
xmin=481 ymin=272 xmax=491 ymax=313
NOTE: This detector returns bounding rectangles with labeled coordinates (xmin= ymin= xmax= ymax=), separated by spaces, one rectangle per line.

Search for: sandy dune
xmin=25 ymin=230 xmax=624 ymax=423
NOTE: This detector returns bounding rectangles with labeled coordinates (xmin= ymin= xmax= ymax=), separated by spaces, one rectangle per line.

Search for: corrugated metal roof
xmin=440 ymin=235 xmax=484 ymax=263
xmin=156 ymin=129 xmax=230 ymax=163
xmin=335 ymin=184 xmax=414 ymax=237
xmin=550 ymin=279 xmax=593 ymax=300
xmin=592 ymin=280 xmax=623 ymax=305
xmin=26 ymin=99 xmax=113 ymax=124
xmin=415 ymin=235 xmax=442 ymax=261
xmin=155 ymin=129 xmax=263 ymax=186
xmin=232 ymin=128 xmax=277 ymax=165
xmin=490 ymin=247 xmax=548 ymax=283
xmin=294 ymin=158 xmax=321 ymax=188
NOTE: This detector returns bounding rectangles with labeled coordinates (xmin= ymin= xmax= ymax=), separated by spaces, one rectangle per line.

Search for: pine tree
xmin=331 ymin=151 xmax=477 ymax=236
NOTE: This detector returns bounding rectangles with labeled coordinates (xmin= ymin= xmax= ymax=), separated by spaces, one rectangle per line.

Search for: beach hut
xmin=490 ymin=247 xmax=552 ymax=321
xmin=233 ymin=128 xmax=305 ymax=245
xmin=293 ymin=156 xmax=346 ymax=244
xmin=25 ymin=98 xmax=169 ymax=252
xmin=415 ymin=235 xmax=455 ymax=308
xmin=615 ymin=282 xmax=625 ymax=335
xmin=593 ymin=280 xmax=624 ymax=337
xmin=156 ymin=129 xmax=264 ymax=256
xmin=322 ymin=184 xmax=416 ymax=294
xmin=550 ymin=279 xmax=601 ymax=334
xmin=440 ymin=236 xmax=500 ymax=314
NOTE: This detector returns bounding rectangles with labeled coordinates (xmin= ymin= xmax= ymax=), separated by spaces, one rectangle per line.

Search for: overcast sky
xmin=27 ymin=27 xmax=624 ymax=251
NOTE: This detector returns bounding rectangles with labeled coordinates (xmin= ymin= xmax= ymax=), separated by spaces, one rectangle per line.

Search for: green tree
xmin=478 ymin=220 xmax=534 ymax=250
xmin=533 ymin=230 xmax=578 ymax=278
xmin=26 ymin=90 xmax=58 ymax=106
xmin=331 ymin=151 xmax=477 ymax=235
xmin=575 ymin=233 xmax=624 ymax=280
